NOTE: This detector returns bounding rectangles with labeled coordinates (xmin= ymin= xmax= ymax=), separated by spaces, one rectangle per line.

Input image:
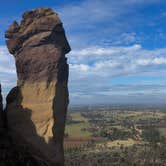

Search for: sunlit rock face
xmin=5 ymin=8 xmax=71 ymax=165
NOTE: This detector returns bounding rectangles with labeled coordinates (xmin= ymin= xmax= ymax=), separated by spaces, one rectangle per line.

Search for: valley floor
xmin=64 ymin=106 xmax=166 ymax=166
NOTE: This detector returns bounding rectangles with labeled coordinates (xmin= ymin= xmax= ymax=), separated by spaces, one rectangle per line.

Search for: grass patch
xmin=65 ymin=122 xmax=91 ymax=137
xmin=70 ymin=112 xmax=89 ymax=122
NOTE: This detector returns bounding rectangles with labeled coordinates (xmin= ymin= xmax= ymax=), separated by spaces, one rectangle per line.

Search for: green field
xmin=65 ymin=122 xmax=91 ymax=137
xmin=65 ymin=107 xmax=166 ymax=143
xmin=65 ymin=107 xmax=166 ymax=166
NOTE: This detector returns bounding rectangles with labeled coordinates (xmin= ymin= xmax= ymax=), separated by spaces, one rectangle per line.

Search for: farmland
xmin=64 ymin=105 xmax=166 ymax=166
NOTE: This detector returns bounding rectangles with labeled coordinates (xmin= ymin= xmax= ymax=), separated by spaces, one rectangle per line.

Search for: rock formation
xmin=5 ymin=8 xmax=71 ymax=165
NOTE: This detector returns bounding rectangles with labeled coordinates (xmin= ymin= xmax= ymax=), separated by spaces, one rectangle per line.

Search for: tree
xmin=142 ymin=126 xmax=161 ymax=145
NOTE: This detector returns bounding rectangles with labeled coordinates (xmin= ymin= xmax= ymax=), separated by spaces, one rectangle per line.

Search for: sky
xmin=0 ymin=0 xmax=166 ymax=106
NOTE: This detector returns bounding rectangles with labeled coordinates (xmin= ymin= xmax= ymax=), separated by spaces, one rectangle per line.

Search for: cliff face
xmin=5 ymin=8 xmax=71 ymax=165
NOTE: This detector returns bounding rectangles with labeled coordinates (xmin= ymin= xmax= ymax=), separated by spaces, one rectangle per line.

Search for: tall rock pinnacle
xmin=0 ymin=84 xmax=3 ymax=128
xmin=5 ymin=8 xmax=71 ymax=165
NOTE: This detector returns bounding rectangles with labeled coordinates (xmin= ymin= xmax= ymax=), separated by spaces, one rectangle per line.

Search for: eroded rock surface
xmin=5 ymin=8 xmax=71 ymax=165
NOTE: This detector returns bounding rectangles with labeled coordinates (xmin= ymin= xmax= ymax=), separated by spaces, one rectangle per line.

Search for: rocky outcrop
xmin=5 ymin=8 xmax=71 ymax=165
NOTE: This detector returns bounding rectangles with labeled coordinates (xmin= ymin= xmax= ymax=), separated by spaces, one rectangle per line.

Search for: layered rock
xmin=5 ymin=8 xmax=71 ymax=165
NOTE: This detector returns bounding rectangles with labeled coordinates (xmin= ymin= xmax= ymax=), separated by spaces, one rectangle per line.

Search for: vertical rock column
xmin=5 ymin=8 xmax=71 ymax=165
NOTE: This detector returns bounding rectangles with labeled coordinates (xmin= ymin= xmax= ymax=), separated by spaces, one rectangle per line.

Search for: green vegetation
xmin=65 ymin=106 xmax=166 ymax=165
xmin=65 ymin=123 xmax=91 ymax=137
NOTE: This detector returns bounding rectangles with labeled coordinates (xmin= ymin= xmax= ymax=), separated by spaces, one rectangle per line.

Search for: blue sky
xmin=0 ymin=0 xmax=166 ymax=105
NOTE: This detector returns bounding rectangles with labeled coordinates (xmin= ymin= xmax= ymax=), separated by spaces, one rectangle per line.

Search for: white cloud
xmin=1 ymin=42 xmax=166 ymax=105
xmin=0 ymin=46 xmax=17 ymax=97
xmin=67 ymin=44 xmax=166 ymax=104
xmin=56 ymin=0 xmax=162 ymax=27
xmin=55 ymin=0 xmax=164 ymax=50
xmin=0 ymin=66 xmax=15 ymax=74
xmin=0 ymin=0 xmax=165 ymax=105
xmin=69 ymin=44 xmax=166 ymax=77
xmin=0 ymin=46 xmax=16 ymax=74
xmin=136 ymin=57 xmax=166 ymax=66
xmin=71 ymin=44 xmax=141 ymax=56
